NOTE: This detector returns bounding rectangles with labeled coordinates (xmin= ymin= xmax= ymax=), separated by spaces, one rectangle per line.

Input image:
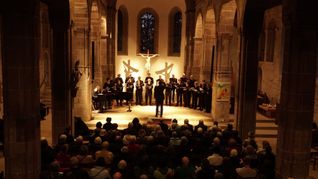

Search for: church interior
xmin=0 ymin=0 xmax=318 ymax=178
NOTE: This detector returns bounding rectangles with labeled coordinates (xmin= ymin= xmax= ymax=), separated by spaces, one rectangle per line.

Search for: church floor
xmin=87 ymin=105 xmax=216 ymax=130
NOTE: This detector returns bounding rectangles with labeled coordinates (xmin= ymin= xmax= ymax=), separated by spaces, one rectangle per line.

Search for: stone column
xmin=237 ymin=10 xmax=263 ymax=140
xmin=192 ymin=37 xmax=203 ymax=80
xmin=276 ymin=1 xmax=318 ymax=178
xmin=201 ymin=35 xmax=215 ymax=81
xmin=48 ymin=1 xmax=72 ymax=144
xmin=2 ymin=1 xmax=41 ymax=178
xmin=184 ymin=5 xmax=195 ymax=75
xmin=212 ymin=33 xmax=232 ymax=122
xmin=106 ymin=4 xmax=116 ymax=78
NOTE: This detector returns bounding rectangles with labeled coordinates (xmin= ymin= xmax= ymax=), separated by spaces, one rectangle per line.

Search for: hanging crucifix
xmin=139 ymin=49 xmax=159 ymax=72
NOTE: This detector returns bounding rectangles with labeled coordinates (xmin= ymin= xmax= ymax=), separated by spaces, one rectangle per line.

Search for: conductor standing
xmin=154 ymin=80 xmax=165 ymax=117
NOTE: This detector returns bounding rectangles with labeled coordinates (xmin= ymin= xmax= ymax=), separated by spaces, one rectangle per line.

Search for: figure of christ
xmin=139 ymin=49 xmax=158 ymax=72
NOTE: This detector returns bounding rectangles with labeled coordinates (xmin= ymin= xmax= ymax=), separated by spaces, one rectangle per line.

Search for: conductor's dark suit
xmin=154 ymin=82 xmax=165 ymax=117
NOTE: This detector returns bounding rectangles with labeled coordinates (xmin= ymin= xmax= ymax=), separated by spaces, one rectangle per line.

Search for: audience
xmin=39 ymin=117 xmax=276 ymax=179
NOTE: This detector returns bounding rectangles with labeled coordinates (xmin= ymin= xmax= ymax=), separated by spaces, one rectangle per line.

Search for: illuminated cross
xmin=139 ymin=49 xmax=158 ymax=72
xmin=155 ymin=62 xmax=174 ymax=82
xmin=123 ymin=59 xmax=139 ymax=78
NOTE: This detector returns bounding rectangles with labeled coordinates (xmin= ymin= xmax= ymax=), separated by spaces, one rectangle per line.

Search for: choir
xmin=96 ymin=73 xmax=212 ymax=113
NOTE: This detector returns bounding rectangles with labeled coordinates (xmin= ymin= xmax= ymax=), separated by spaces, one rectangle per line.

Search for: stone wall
xmin=258 ymin=5 xmax=282 ymax=104
xmin=116 ymin=0 xmax=186 ymax=81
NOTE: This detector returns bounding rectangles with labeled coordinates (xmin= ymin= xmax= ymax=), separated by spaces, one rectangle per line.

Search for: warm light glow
xmin=88 ymin=106 xmax=213 ymax=129
xmin=101 ymin=17 xmax=107 ymax=37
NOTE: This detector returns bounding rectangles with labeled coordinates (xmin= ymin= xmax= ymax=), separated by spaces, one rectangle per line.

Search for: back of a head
xmin=96 ymin=122 xmax=102 ymax=128
xmin=94 ymin=136 xmax=102 ymax=145
xmin=184 ymin=119 xmax=189 ymax=124
xmin=106 ymin=117 xmax=112 ymax=123
xmin=101 ymin=141 xmax=110 ymax=150
xmin=113 ymin=172 xmax=122 ymax=179
xmin=75 ymin=135 xmax=83 ymax=144
xmin=172 ymin=118 xmax=178 ymax=123
xmin=70 ymin=156 xmax=79 ymax=167
xmin=41 ymin=137 xmax=48 ymax=147
xmin=100 ymin=129 xmax=107 ymax=136
xmin=59 ymin=134 xmax=67 ymax=144
xmin=139 ymin=174 xmax=149 ymax=179
xmin=133 ymin=117 xmax=140 ymax=125
xmin=181 ymin=156 xmax=190 ymax=166
xmin=118 ymin=160 xmax=127 ymax=169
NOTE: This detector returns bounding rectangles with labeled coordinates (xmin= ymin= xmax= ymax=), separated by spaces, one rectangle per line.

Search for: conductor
xmin=154 ymin=80 xmax=165 ymax=117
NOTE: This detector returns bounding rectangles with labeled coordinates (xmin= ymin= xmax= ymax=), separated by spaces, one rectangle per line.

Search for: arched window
xmin=138 ymin=9 xmax=158 ymax=54
xmin=168 ymin=8 xmax=182 ymax=56
xmin=266 ymin=20 xmax=276 ymax=62
xmin=117 ymin=6 xmax=128 ymax=55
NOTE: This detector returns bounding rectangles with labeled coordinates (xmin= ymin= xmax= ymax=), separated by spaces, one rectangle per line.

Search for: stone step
xmin=256 ymin=119 xmax=276 ymax=123
xmin=255 ymin=129 xmax=277 ymax=138
xmin=256 ymin=126 xmax=278 ymax=130
xmin=255 ymin=134 xmax=278 ymax=138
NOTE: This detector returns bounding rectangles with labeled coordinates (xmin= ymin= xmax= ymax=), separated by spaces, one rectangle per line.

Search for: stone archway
xmin=202 ymin=8 xmax=216 ymax=82
xmin=192 ymin=12 xmax=203 ymax=79
xmin=212 ymin=0 xmax=237 ymax=122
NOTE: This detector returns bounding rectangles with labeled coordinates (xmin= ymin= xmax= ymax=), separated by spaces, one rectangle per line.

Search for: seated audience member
xmin=222 ymin=149 xmax=240 ymax=179
xmin=99 ymin=129 xmax=109 ymax=142
xmin=55 ymin=144 xmax=71 ymax=172
xmin=207 ymin=147 xmax=223 ymax=169
xmin=41 ymin=137 xmax=54 ymax=171
xmin=69 ymin=135 xmax=84 ymax=155
xmin=169 ymin=131 xmax=181 ymax=147
xmin=181 ymin=119 xmax=193 ymax=132
xmin=235 ymin=158 xmax=258 ymax=178
xmin=89 ymin=157 xmax=112 ymax=179
xmin=63 ymin=127 xmax=75 ymax=144
xmin=95 ymin=141 xmax=114 ymax=166
xmin=90 ymin=136 xmax=102 ymax=154
xmin=174 ymin=156 xmax=195 ymax=179
xmin=242 ymin=145 xmax=258 ymax=169
xmin=194 ymin=120 xmax=208 ymax=133
xmin=40 ymin=161 xmax=63 ymax=179
xmin=195 ymin=158 xmax=215 ymax=179
xmin=92 ymin=122 xmax=102 ymax=138
xmin=76 ymin=145 xmax=95 ymax=169
xmin=103 ymin=117 xmax=114 ymax=131
xmin=115 ymin=160 xmax=131 ymax=179
xmin=64 ymin=156 xmax=89 ymax=179
xmin=243 ymin=131 xmax=258 ymax=150
xmin=131 ymin=117 xmax=143 ymax=135
xmin=159 ymin=119 xmax=169 ymax=134
xmin=257 ymin=141 xmax=275 ymax=179
xmin=113 ymin=172 xmax=123 ymax=179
